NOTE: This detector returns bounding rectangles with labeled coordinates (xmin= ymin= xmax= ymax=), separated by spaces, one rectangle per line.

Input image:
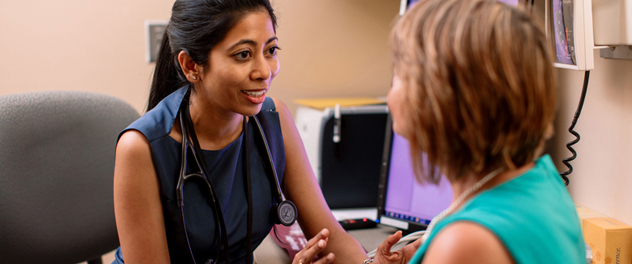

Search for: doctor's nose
xmin=251 ymin=56 xmax=272 ymax=81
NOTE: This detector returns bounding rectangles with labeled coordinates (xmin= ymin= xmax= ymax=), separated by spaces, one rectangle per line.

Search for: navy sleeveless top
xmin=113 ymin=87 xmax=286 ymax=264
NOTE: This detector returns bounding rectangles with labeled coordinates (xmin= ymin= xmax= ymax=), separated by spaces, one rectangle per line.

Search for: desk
xmin=254 ymin=224 xmax=401 ymax=264
xmin=348 ymin=224 xmax=400 ymax=252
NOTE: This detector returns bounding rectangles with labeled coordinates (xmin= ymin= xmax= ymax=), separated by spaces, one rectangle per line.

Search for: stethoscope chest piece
xmin=271 ymin=200 xmax=297 ymax=226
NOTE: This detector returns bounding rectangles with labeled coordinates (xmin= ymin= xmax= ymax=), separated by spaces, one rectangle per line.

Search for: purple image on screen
xmin=499 ymin=0 xmax=519 ymax=6
xmin=410 ymin=0 xmax=518 ymax=8
xmin=385 ymin=133 xmax=453 ymax=221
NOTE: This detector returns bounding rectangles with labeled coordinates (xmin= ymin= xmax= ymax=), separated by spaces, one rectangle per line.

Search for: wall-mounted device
xmin=592 ymin=0 xmax=632 ymax=46
xmin=592 ymin=0 xmax=632 ymax=60
xmin=545 ymin=0 xmax=595 ymax=70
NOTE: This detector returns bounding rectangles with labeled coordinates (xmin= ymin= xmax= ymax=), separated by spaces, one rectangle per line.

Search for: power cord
xmin=560 ymin=71 xmax=590 ymax=185
xmin=366 ymin=230 xmax=426 ymax=258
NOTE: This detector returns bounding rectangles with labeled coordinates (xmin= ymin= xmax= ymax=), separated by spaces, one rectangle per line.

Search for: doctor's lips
xmin=241 ymin=89 xmax=267 ymax=104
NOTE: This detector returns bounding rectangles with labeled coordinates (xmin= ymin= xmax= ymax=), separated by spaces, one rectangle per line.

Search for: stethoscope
xmin=176 ymin=89 xmax=297 ymax=264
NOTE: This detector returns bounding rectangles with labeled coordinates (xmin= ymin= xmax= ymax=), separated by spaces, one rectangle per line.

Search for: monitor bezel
xmin=376 ymin=114 xmax=428 ymax=234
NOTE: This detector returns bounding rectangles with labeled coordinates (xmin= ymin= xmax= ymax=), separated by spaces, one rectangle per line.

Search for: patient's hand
xmin=373 ymin=231 xmax=422 ymax=264
xmin=292 ymin=228 xmax=335 ymax=264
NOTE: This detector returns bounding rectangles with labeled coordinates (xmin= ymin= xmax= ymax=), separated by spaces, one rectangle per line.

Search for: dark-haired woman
xmin=112 ymin=1 xmax=419 ymax=264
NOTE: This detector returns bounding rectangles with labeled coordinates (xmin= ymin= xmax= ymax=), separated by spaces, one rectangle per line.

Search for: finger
xmin=374 ymin=233 xmax=401 ymax=262
xmin=313 ymin=253 xmax=335 ymax=264
xmin=375 ymin=230 xmax=403 ymax=258
xmin=304 ymin=228 xmax=330 ymax=249
xmin=303 ymin=239 xmax=328 ymax=261
xmin=410 ymin=237 xmax=422 ymax=249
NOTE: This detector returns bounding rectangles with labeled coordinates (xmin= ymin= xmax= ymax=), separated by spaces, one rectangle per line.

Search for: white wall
xmin=554 ymin=50 xmax=632 ymax=225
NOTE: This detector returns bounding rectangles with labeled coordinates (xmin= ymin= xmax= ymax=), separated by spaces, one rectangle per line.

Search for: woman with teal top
xmin=385 ymin=0 xmax=586 ymax=263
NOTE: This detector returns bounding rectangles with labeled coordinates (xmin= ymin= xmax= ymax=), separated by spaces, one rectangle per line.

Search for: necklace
xmin=421 ymin=167 xmax=504 ymax=243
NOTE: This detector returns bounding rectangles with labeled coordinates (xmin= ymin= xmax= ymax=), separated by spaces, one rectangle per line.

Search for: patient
xmin=385 ymin=0 xmax=586 ymax=263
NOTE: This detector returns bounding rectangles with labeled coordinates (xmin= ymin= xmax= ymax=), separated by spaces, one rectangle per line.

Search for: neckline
xmin=421 ymin=155 xmax=552 ymax=242
xmin=167 ymin=130 xmax=244 ymax=153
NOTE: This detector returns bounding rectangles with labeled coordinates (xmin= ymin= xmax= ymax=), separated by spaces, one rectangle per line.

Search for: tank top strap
xmin=118 ymin=87 xmax=187 ymax=143
xmin=254 ymin=97 xmax=286 ymax=185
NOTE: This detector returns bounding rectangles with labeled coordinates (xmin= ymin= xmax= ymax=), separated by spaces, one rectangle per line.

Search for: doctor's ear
xmin=177 ymin=51 xmax=203 ymax=82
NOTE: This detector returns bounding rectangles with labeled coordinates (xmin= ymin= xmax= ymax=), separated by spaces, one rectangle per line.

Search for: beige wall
xmin=3 ymin=0 xmax=632 ymax=233
xmin=554 ymin=51 xmax=632 ymax=226
xmin=0 ymin=0 xmax=399 ymax=115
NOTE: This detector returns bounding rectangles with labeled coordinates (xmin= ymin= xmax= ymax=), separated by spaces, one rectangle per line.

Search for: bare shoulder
xmin=270 ymin=97 xmax=292 ymax=121
xmin=114 ymin=130 xmax=156 ymax=185
xmin=117 ymin=130 xmax=150 ymax=156
xmin=422 ymin=221 xmax=515 ymax=264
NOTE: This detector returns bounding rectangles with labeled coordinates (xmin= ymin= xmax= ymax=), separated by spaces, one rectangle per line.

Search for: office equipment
xmin=294 ymin=102 xmax=388 ymax=209
xmin=339 ymin=218 xmax=378 ymax=230
xmin=0 ymin=91 xmax=139 ymax=264
xmin=399 ymin=0 xmax=421 ymax=15
xmin=376 ymin=116 xmax=453 ymax=233
xmin=592 ymin=0 xmax=632 ymax=46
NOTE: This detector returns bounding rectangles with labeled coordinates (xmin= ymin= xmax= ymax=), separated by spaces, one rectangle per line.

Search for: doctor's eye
xmin=234 ymin=50 xmax=252 ymax=61
xmin=267 ymin=46 xmax=280 ymax=56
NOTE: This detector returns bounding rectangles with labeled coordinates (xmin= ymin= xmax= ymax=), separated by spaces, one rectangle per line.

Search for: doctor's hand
xmin=292 ymin=228 xmax=335 ymax=264
xmin=373 ymin=231 xmax=422 ymax=264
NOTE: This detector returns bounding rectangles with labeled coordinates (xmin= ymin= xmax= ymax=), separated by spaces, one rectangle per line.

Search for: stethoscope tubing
xmin=175 ymin=88 xmax=296 ymax=263
xmin=177 ymin=92 xmax=231 ymax=264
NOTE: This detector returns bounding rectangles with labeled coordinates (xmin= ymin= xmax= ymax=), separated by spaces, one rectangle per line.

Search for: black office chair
xmin=0 ymin=91 xmax=140 ymax=264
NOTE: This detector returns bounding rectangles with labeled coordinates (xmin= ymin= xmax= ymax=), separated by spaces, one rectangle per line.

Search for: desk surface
xmin=254 ymin=224 xmax=402 ymax=264
xmin=348 ymin=224 xmax=400 ymax=252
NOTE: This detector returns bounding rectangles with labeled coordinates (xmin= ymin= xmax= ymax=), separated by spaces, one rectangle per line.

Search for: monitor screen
xmin=401 ymin=0 xmax=519 ymax=16
xmin=399 ymin=0 xmax=421 ymax=16
xmin=377 ymin=116 xmax=453 ymax=232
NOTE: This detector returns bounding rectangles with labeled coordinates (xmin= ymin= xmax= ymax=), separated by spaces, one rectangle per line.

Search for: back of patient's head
xmin=147 ymin=0 xmax=277 ymax=112
xmin=391 ymin=0 xmax=556 ymax=183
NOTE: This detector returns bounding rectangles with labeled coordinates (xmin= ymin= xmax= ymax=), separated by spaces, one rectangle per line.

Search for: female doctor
xmin=113 ymin=0 xmax=419 ymax=263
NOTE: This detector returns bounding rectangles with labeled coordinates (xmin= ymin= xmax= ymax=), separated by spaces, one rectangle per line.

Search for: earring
xmin=192 ymin=75 xmax=197 ymax=80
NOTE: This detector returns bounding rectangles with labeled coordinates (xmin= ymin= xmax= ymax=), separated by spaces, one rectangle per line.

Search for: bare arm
xmin=422 ymin=222 xmax=514 ymax=264
xmin=272 ymin=98 xmax=368 ymax=264
xmin=113 ymin=130 xmax=170 ymax=264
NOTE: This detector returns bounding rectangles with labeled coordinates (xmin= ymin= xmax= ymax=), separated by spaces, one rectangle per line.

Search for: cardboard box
xmin=583 ymin=217 xmax=632 ymax=264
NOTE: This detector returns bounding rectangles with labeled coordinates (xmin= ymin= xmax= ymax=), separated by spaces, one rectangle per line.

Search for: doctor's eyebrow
xmin=228 ymin=37 xmax=278 ymax=50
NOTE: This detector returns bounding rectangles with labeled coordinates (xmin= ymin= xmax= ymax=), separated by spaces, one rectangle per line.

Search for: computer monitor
xmin=401 ymin=0 xmax=518 ymax=16
xmin=376 ymin=115 xmax=453 ymax=233
xmin=399 ymin=0 xmax=421 ymax=16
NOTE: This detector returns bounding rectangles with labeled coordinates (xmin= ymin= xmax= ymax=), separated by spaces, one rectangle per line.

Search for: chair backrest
xmin=0 ymin=91 xmax=140 ymax=264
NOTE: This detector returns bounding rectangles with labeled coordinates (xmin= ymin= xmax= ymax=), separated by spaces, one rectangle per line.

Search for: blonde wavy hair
xmin=391 ymin=0 xmax=557 ymax=183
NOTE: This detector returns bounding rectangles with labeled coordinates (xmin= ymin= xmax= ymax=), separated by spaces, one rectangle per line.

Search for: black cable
xmin=560 ymin=71 xmax=590 ymax=185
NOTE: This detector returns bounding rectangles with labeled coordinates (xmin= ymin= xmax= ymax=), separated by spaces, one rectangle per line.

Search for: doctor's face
xmin=197 ymin=10 xmax=280 ymax=117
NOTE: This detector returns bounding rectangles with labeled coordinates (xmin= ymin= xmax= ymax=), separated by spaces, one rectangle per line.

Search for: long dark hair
xmin=147 ymin=0 xmax=277 ymax=112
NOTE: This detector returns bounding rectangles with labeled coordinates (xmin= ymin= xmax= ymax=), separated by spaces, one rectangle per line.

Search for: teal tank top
xmin=409 ymin=155 xmax=585 ymax=264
